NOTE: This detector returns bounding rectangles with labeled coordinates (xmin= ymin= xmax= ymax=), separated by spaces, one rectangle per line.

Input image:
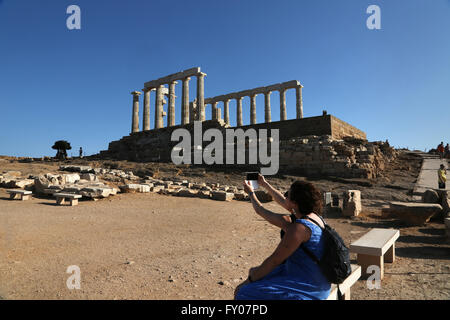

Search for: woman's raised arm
xmin=258 ymin=174 xmax=291 ymax=212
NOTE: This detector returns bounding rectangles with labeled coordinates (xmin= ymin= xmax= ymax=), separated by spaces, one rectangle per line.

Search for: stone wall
xmin=278 ymin=135 xmax=396 ymax=178
xmin=96 ymin=114 xmax=393 ymax=179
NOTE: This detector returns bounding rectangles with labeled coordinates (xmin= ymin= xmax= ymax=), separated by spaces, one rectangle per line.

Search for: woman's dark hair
xmin=288 ymin=180 xmax=323 ymax=216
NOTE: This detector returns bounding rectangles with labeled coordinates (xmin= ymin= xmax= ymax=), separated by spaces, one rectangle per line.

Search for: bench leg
xmin=21 ymin=195 xmax=31 ymax=201
xmin=56 ymin=197 xmax=65 ymax=205
xmin=342 ymin=288 xmax=351 ymax=300
xmin=10 ymin=193 xmax=19 ymax=200
xmin=69 ymin=199 xmax=78 ymax=206
xmin=384 ymin=244 xmax=395 ymax=263
xmin=357 ymin=253 xmax=384 ymax=280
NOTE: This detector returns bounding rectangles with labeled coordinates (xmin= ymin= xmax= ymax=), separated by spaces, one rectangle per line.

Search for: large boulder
xmin=388 ymin=202 xmax=443 ymax=226
xmin=34 ymin=174 xmax=65 ymax=194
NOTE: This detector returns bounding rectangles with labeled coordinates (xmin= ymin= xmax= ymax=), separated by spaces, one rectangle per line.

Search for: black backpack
xmin=299 ymin=215 xmax=352 ymax=287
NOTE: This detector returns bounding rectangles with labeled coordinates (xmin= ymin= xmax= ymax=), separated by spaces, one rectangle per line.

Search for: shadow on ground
xmin=396 ymin=246 xmax=450 ymax=260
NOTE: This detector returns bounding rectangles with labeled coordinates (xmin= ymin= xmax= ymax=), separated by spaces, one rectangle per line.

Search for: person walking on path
xmin=437 ymin=142 xmax=445 ymax=159
xmin=438 ymin=164 xmax=446 ymax=189
xmin=79 ymin=147 xmax=83 ymax=159
xmin=445 ymin=143 xmax=450 ymax=159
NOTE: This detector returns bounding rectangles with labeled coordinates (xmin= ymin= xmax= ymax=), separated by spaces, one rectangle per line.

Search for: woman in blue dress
xmin=234 ymin=175 xmax=331 ymax=300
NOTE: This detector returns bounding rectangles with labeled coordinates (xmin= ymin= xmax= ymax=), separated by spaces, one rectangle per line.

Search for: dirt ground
xmin=0 ymin=154 xmax=449 ymax=300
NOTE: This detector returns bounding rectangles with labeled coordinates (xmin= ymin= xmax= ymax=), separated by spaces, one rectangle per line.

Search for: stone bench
xmin=350 ymin=228 xmax=400 ymax=280
xmin=54 ymin=193 xmax=82 ymax=206
xmin=6 ymin=189 xmax=33 ymax=201
xmin=326 ymin=264 xmax=361 ymax=300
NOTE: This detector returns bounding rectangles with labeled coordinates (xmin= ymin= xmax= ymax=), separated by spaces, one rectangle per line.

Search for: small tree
xmin=52 ymin=140 xmax=72 ymax=160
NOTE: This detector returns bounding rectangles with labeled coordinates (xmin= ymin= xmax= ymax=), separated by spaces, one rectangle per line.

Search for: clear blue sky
xmin=0 ymin=0 xmax=449 ymax=157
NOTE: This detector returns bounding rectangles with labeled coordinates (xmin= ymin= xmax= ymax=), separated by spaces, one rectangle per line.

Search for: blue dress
xmin=235 ymin=219 xmax=331 ymax=300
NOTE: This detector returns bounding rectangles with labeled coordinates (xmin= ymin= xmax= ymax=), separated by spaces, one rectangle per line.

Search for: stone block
xmin=151 ymin=186 xmax=164 ymax=193
xmin=80 ymin=173 xmax=97 ymax=182
xmin=119 ymin=184 xmax=150 ymax=193
xmin=211 ymin=191 xmax=234 ymax=201
xmin=422 ymin=189 xmax=440 ymax=204
xmin=388 ymin=202 xmax=443 ymax=226
xmin=197 ymin=190 xmax=211 ymax=199
xmin=63 ymin=174 xmax=81 ymax=184
xmin=176 ymin=188 xmax=198 ymax=198
xmin=234 ymin=192 xmax=247 ymax=201
xmin=342 ymin=190 xmax=361 ymax=217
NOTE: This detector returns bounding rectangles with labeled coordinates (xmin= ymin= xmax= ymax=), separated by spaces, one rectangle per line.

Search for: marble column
xmin=131 ymin=91 xmax=142 ymax=133
xmin=197 ymin=73 xmax=206 ymax=121
xmin=189 ymin=99 xmax=196 ymax=123
xmin=236 ymin=97 xmax=243 ymax=127
xmin=155 ymin=85 xmax=164 ymax=129
xmin=296 ymin=85 xmax=303 ymax=119
xmin=279 ymin=88 xmax=287 ymax=121
xmin=223 ymin=99 xmax=230 ymax=125
xmin=182 ymin=77 xmax=190 ymax=124
xmin=264 ymin=91 xmax=272 ymax=123
xmin=211 ymin=101 xmax=218 ymax=120
xmin=250 ymin=94 xmax=257 ymax=124
xmin=168 ymin=81 xmax=177 ymax=127
xmin=142 ymin=88 xmax=152 ymax=131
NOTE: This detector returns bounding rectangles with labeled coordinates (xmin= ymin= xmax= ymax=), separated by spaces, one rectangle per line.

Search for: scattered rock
xmin=119 ymin=184 xmax=150 ymax=193
xmin=422 ymin=189 xmax=440 ymax=204
xmin=80 ymin=173 xmax=97 ymax=182
xmin=211 ymin=191 xmax=234 ymax=201
xmin=176 ymin=189 xmax=198 ymax=198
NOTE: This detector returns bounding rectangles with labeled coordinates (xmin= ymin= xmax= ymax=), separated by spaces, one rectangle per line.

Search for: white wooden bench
xmin=326 ymin=264 xmax=361 ymax=300
xmin=350 ymin=228 xmax=400 ymax=280
xmin=54 ymin=193 xmax=82 ymax=206
xmin=7 ymin=189 xmax=33 ymax=201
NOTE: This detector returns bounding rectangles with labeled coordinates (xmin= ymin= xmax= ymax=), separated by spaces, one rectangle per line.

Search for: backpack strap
xmin=302 ymin=214 xmax=326 ymax=229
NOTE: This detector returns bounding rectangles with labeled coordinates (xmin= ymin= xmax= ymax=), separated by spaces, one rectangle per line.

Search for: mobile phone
xmin=246 ymin=172 xmax=259 ymax=190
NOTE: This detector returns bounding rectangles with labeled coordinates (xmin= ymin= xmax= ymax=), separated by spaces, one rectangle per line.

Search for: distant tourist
xmin=234 ymin=175 xmax=331 ymax=300
xmin=445 ymin=143 xmax=450 ymax=159
xmin=79 ymin=147 xmax=83 ymax=158
xmin=437 ymin=142 xmax=445 ymax=159
xmin=438 ymin=164 xmax=446 ymax=189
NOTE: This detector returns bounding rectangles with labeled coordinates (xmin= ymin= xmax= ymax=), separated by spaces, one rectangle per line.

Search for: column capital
xmin=264 ymin=90 xmax=272 ymax=96
xmin=183 ymin=76 xmax=191 ymax=82
xmin=131 ymin=91 xmax=142 ymax=96
xmin=197 ymin=72 xmax=207 ymax=77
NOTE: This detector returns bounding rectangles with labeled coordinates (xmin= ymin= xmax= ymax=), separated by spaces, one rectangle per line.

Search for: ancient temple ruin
xmin=129 ymin=67 xmax=306 ymax=133
xmin=97 ymin=67 xmax=394 ymax=180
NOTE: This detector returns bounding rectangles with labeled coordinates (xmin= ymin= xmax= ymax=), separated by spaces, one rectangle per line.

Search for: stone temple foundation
xmin=97 ymin=67 xmax=393 ymax=179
